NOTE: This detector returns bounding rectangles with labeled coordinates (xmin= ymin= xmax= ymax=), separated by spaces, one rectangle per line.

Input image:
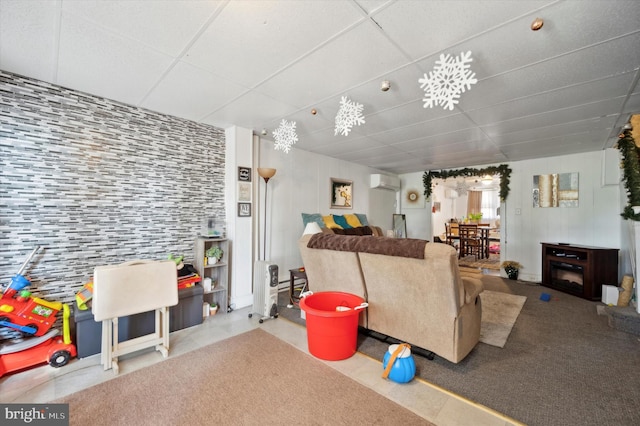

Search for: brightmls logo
xmin=1 ymin=404 xmax=68 ymax=425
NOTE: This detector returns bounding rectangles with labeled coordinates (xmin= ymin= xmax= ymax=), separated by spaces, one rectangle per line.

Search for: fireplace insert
xmin=550 ymin=261 xmax=584 ymax=294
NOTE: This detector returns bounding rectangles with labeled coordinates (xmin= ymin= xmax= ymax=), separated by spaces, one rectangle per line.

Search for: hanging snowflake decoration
xmin=334 ymin=96 xmax=366 ymax=136
xmin=272 ymin=119 xmax=298 ymax=153
xmin=455 ymin=180 xmax=469 ymax=196
xmin=418 ymin=51 xmax=477 ymax=111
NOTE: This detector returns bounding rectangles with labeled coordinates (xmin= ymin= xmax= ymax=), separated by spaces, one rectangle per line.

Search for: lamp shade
xmin=258 ymin=167 xmax=276 ymax=180
xmin=302 ymin=222 xmax=322 ymax=236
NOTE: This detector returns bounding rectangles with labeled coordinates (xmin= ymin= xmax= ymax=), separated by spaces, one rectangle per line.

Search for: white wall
xmin=256 ymin=138 xmax=396 ymax=283
xmin=399 ymin=172 xmax=431 ymax=240
xmin=404 ymin=151 xmax=624 ymax=282
xmin=225 ymin=127 xmax=255 ymax=310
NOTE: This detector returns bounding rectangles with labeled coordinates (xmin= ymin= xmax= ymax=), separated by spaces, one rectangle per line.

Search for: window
xmin=481 ymin=190 xmax=499 ymax=220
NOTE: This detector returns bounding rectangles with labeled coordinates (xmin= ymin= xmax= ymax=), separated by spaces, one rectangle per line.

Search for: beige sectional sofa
xmin=298 ymin=233 xmax=484 ymax=363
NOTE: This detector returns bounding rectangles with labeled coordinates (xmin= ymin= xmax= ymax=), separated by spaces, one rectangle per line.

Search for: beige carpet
xmin=54 ymin=329 xmax=432 ymax=425
xmin=479 ymin=290 xmax=527 ymax=348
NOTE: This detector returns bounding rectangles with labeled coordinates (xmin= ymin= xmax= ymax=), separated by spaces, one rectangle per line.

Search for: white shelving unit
xmin=194 ymin=237 xmax=229 ymax=314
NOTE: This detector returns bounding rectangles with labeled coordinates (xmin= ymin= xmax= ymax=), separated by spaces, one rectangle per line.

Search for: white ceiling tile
xmin=183 ymin=0 xmax=364 ymax=88
xmin=459 ymin=32 xmax=640 ymax=111
xmin=479 ymin=98 xmax=626 ymax=137
xmin=61 ymin=0 xmax=223 ymax=57
xmin=490 ymin=116 xmax=617 ymax=146
xmin=141 ymin=61 xmax=249 ymax=122
xmin=201 ymin=90 xmax=299 ymax=130
xmin=0 ymin=0 xmax=59 ymax=82
xmin=468 ymin=72 xmax=637 ymax=126
xmin=56 ymin=13 xmax=174 ymax=106
xmin=373 ymin=1 xmax=553 ymax=60
xmin=254 ymin=21 xmax=409 ymax=108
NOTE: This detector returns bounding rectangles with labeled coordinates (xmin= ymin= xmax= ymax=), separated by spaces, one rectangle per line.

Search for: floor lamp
xmin=257 ymin=167 xmax=276 ymax=261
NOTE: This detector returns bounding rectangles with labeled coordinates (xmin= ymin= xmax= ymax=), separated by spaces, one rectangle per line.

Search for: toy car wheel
xmin=49 ymin=350 xmax=71 ymax=368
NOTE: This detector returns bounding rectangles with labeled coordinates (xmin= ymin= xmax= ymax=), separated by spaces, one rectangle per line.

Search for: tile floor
xmin=1 ymin=300 xmax=521 ymax=426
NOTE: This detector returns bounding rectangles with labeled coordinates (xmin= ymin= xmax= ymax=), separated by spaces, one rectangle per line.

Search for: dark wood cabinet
xmin=541 ymin=243 xmax=618 ymax=301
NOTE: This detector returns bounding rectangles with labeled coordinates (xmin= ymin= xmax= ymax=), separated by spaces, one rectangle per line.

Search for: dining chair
xmin=458 ymin=224 xmax=482 ymax=259
xmin=445 ymin=222 xmax=459 ymax=251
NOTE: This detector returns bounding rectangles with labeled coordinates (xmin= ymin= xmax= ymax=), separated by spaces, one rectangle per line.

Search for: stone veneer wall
xmin=0 ymin=70 xmax=225 ymax=306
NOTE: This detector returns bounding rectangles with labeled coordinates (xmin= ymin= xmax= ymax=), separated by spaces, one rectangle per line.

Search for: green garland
xmin=617 ymin=129 xmax=640 ymax=221
xmin=422 ymin=164 xmax=512 ymax=201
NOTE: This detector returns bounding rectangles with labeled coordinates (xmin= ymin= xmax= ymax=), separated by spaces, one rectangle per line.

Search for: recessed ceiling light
xmin=531 ymin=17 xmax=544 ymax=31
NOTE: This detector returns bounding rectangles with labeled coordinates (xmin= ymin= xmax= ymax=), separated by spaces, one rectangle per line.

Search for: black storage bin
xmin=169 ymin=284 xmax=204 ymax=332
xmin=74 ymin=285 xmax=204 ymax=358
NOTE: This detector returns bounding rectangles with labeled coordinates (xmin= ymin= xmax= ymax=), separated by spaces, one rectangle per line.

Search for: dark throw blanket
xmin=307 ymin=233 xmax=427 ymax=259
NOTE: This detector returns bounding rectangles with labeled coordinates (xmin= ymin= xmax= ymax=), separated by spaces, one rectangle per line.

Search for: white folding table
xmin=92 ymin=260 xmax=178 ymax=374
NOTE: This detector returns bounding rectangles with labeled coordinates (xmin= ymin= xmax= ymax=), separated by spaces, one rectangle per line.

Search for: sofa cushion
xmin=332 ymin=215 xmax=352 ymax=229
xmin=322 ymin=214 xmax=343 ymax=229
xmin=301 ymin=213 xmax=326 ymax=229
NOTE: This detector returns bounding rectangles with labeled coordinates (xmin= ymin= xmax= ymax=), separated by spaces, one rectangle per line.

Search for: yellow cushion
xmin=344 ymin=214 xmax=362 ymax=228
xmin=322 ymin=215 xmax=342 ymax=229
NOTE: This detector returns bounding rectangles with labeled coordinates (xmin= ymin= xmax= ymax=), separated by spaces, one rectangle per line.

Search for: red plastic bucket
xmin=299 ymin=291 xmax=366 ymax=361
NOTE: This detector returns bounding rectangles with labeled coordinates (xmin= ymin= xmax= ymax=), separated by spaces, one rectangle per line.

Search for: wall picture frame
xmin=330 ymin=178 xmax=353 ymax=209
xmin=238 ymin=166 xmax=251 ymax=182
xmin=238 ymin=182 xmax=252 ymax=202
xmin=238 ymin=202 xmax=251 ymax=217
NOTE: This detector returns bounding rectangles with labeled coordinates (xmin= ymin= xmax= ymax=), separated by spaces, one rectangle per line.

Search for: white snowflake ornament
xmin=419 ymin=51 xmax=477 ymax=111
xmin=272 ymin=119 xmax=298 ymax=153
xmin=334 ymin=96 xmax=366 ymax=136
xmin=455 ymin=180 xmax=469 ymax=196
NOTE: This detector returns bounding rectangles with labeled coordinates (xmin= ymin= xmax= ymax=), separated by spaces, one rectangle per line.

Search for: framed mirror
xmin=392 ymin=214 xmax=407 ymax=238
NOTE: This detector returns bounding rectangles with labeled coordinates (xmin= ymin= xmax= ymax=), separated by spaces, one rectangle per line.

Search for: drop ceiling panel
xmin=367 ymin=113 xmax=476 ymax=145
xmin=254 ymin=21 xmax=409 ymax=108
xmin=56 ymin=13 xmax=174 ymax=106
xmin=362 ymin=99 xmax=459 ymax=135
xmin=142 ymin=61 xmax=249 ymax=123
xmin=392 ymin=127 xmax=493 ymax=151
xmin=372 ymin=0 xmax=552 ymax=61
xmin=202 ymin=90 xmax=299 ymax=130
xmin=461 ymin=1 xmax=640 ymax=81
xmin=467 ymin=72 xmax=637 ymax=126
xmin=623 ymin=92 xmax=640 ymax=114
xmin=0 ymin=1 xmax=59 ymax=82
xmin=61 ymin=0 xmax=222 ymax=56
xmin=500 ymin=130 xmax=612 ymax=158
xmin=480 ymin=98 xmax=625 ymax=138
xmin=183 ymin=0 xmax=364 ymax=88
xmin=459 ymin=33 xmax=640 ymax=111
xmin=490 ymin=116 xmax=617 ymax=146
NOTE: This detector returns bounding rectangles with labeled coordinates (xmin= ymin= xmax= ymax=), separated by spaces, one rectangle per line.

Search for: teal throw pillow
xmin=301 ymin=213 xmax=326 ymax=228
xmin=355 ymin=213 xmax=369 ymax=226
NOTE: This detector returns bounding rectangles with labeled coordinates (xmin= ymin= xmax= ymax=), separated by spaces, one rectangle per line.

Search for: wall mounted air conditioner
xmin=370 ymin=174 xmax=400 ymax=191
xmin=445 ymin=189 xmax=459 ymax=199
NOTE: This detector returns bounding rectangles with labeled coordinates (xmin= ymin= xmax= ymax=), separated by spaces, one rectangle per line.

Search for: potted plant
xmin=209 ymin=302 xmax=218 ymax=316
xmin=205 ymin=246 xmax=223 ymax=265
xmin=501 ymin=260 xmax=522 ymax=280
xmin=468 ymin=212 xmax=483 ymax=223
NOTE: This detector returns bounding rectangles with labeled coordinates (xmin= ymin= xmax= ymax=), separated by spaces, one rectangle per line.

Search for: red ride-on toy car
xmin=0 ymin=304 xmax=77 ymax=377
xmin=0 ymin=246 xmax=77 ymax=377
